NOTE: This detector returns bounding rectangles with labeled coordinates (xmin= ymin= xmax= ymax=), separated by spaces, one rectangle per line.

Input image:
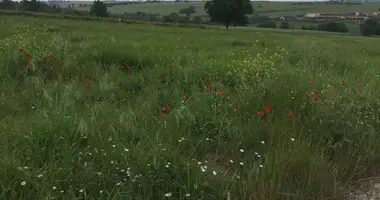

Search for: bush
xmin=360 ymin=24 xmax=373 ymax=36
xmin=301 ymin=25 xmax=317 ymax=30
xmin=317 ymin=21 xmax=349 ymax=33
xmin=191 ymin=16 xmax=203 ymax=24
xmin=280 ymin=21 xmax=290 ymax=29
xmin=163 ymin=12 xmax=180 ymax=23
xmin=178 ymin=16 xmax=190 ymax=23
xmin=256 ymin=20 xmax=277 ymax=28
xmin=360 ymin=18 xmax=380 ymax=36
xmin=163 ymin=12 xmax=190 ymax=23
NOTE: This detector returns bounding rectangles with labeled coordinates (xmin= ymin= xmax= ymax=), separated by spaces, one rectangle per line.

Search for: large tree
xmin=90 ymin=0 xmax=108 ymax=17
xmin=204 ymin=0 xmax=253 ymax=29
xmin=0 ymin=0 xmax=15 ymax=10
xmin=21 ymin=0 xmax=40 ymax=12
xmin=360 ymin=18 xmax=380 ymax=36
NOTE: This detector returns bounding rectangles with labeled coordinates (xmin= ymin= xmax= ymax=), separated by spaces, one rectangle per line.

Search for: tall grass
xmin=1 ymin=16 xmax=380 ymax=200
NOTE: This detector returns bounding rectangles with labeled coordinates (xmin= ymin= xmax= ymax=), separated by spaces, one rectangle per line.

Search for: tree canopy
xmin=204 ymin=0 xmax=253 ymax=29
xmin=179 ymin=6 xmax=196 ymax=17
xmin=21 ymin=0 xmax=40 ymax=12
xmin=360 ymin=18 xmax=380 ymax=36
xmin=90 ymin=0 xmax=108 ymax=17
xmin=0 ymin=0 xmax=15 ymax=10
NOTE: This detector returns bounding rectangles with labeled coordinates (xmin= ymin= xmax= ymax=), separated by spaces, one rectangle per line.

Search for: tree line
xmin=1 ymin=0 xmax=380 ymax=37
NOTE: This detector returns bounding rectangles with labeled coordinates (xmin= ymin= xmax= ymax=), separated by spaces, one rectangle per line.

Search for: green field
xmin=1 ymin=15 xmax=380 ymax=200
xmin=73 ymin=1 xmax=380 ymax=17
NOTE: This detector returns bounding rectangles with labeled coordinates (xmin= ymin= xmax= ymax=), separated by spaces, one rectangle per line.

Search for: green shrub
xmin=192 ymin=16 xmax=202 ymax=24
xmin=280 ymin=21 xmax=290 ymax=29
xmin=317 ymin=21 xmax=349 ymax=33
xmin=256 ymin=20 xmax=277 ymax=28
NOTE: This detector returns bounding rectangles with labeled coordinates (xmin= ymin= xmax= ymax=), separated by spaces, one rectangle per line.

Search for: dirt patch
xmin=346 ymin=177 xmax=380 ymax=200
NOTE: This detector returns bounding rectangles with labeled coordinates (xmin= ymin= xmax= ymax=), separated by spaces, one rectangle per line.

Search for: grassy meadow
xmin=1 ymin=15 xmax=380 ymax=200
xmin=72 ymin=1 xmax=380 ymax=16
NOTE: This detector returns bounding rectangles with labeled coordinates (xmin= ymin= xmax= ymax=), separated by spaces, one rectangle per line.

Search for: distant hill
xmin=72 ymin=1 xmax=380 ymax=17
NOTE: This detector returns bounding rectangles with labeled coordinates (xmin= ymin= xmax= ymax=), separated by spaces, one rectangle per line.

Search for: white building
xmin=305 ymin=13 xmax=320 ymax=18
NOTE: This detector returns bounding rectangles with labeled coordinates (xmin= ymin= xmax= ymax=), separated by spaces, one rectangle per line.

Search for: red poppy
xmin=306 ymin=93 xmax=311 ymax=97
xmin=288 ymin=112 xmax=293 ymax=119
xmin=217 ymin=103 xmax=222 ymax=108
xmin=308 ymin=81 xmax=313 ymax=86
xmin=144 ymin=115 xmax=148 ymax=119
xmin=217 ymin=90 xmax=224 ymax=96
xmin=314 ymin=92 xmax=320 ymax=102
xmin=120 ymin=65 xmax=126 ymax=70
xmin=162 ymin=107 xmax=168 ymax=112
xmin=233 ymin=108 xmax=237 ymax=113
xmin=257 ymin=111 xmax=264 ymax=117
xmin=168 ymin=64 xmax=173 ymax=69
xmin=206 ymin=88 xmax=212 ymax=93
xmin=26 ymin=52 xmax=30 ymax=57
xmin=265 ymin=105 xmax=272 ymax=112
xmin=344 ymin=81 xmax=348 ymax=85
xmin=113 ymin=120 xmax=119 ymax=125
xmin=20 ymin=48 xmax=24 ymax=52
xmin=101 ymin=120 xmax=106 ymax=125
xmin=90 ymin=79 xmax=95 ymax=84
xmin=182 ymin=96 xmax=187 ymax=100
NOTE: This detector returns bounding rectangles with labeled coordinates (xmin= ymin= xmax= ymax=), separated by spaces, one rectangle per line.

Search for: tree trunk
xmin=225 ymin=23 xmax=229 ymax=29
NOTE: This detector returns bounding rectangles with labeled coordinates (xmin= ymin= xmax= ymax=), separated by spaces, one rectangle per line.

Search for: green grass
xmin=74 ymin=1 xmax=380 ymax=17
xmin=1 ymin=15 xmax=380 ymax=200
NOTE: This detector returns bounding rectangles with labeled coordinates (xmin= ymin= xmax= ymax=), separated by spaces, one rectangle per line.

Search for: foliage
xmin=317 ymin=21 xmax=349 ymax=33
xmin=302 ymin=24 xmax=317 ymax=30
xmin=360 ymin=18 xmax=380 ymax=36
xmin=204 ymin=0 xmax=253 ymax=29
xmin=163 ymin=12 xmax=191 ymax=23
xmin=0 ymin=0 xmax=15 ymax=10
xmin=90 ymin=0 xmax=108 ymax=17
xmin=163 ymin=12 xmax=179 ymax=22
xmin=178 ymin=5 xmax=196 ymax=17
xmin=192 ymin=16 xmax=203 ymax=24
xmin=279 ymin=21 xmax=290 ymax=29
xmin=256 ymin=20 xmax=276 ymax=28
xmin=21 ymin=0 xmax=40 ymax=12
